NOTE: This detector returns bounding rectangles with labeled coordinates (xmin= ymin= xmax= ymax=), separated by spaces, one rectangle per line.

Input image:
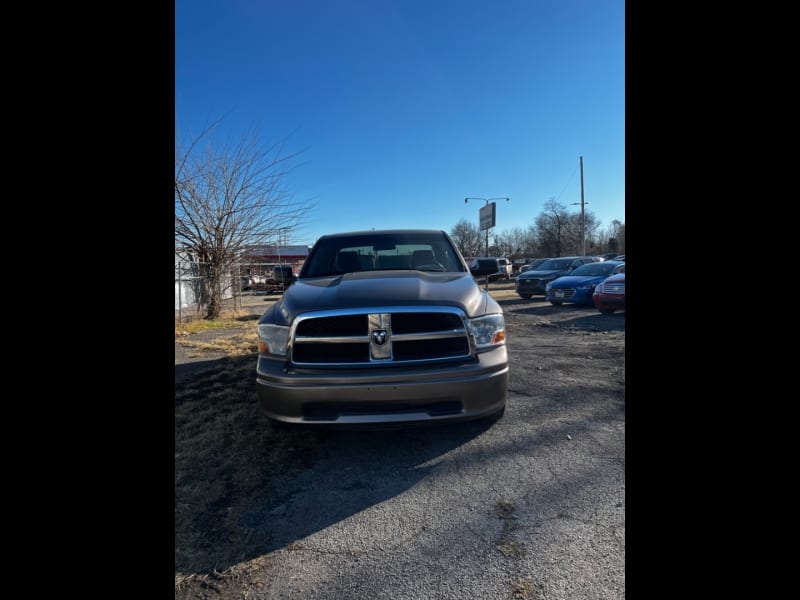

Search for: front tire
xmin=598 ymin=308 xmax=615 ymax=314
xmin=550 ymin=301 xmax=563 ymax=306
xmin=518 ymin=293 xmax=532 ymax=299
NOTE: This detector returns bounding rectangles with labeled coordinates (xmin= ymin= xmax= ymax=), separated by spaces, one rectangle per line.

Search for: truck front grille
xmin=290 ymin=307 xmax=471 ymax=366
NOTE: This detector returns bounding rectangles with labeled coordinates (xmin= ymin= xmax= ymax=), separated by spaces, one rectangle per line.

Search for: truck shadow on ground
xmin=235 ymin=314 xmax=260 ymax=321
xmin=552 ymin=311 xmax=625 ymax=332
xmin=499 ymin=299 xmax=625 ymax=333
xmin=175 ymin=354 xmax=496 ymax=576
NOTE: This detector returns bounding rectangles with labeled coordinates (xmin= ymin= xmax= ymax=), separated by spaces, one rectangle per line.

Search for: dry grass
xmin=496 ymin=517 xmax=525 ymax=559
xmin=179 ymin=328 xmax=259 ymax=358
xmin=495 ymin=500 xmax=516 ymax=519
xmin=510 ymin=579 xmax=534 ymax=599
xmin=175 ymin=346 xmax=325 ymax=587
xmin=495 ymin=499 xmax=525 ymax=561
xmin=176 ymin=310 xmax=253 ymax=335
xmin=176 ymin=359 xmax=269 ymax=576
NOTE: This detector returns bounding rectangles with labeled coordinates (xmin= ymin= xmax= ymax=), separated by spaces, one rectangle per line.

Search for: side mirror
xmin=470 ymin=258 xmax=499 ymax=278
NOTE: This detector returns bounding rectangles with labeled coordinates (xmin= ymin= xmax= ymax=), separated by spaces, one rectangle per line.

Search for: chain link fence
xmin=175 ymin=259 xmax=241 ymax=324
xmin=175 ymin=257 xmax=302 ymax=324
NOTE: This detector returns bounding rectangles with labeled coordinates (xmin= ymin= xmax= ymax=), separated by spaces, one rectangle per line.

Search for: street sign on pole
xmin=479 ymin=202 xmax=496 ymax=231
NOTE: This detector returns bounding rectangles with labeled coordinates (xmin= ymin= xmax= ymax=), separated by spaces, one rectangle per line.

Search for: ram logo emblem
xmin=371 ymin=329 xmax=388 ymax=345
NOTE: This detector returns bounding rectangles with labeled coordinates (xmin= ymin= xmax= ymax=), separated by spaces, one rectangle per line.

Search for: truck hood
xmin=266 ymin=271 xmax=491 ymax=325
xmin=548 ymin=274 xmax=607 ymax=288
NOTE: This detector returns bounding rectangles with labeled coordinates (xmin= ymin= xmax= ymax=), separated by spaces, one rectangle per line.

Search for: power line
xmin=555 ymin=162 xmax=580 ymax=202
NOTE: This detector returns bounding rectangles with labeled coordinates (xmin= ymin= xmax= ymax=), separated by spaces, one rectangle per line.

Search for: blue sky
xmin=176 ymin=0 xmax=624 ymax=247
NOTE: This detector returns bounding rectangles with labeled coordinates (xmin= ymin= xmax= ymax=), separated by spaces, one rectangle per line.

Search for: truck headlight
xmin=258 ymin=324 xmax=289 ymax=356
xmin=468 ymin=314 xmax=506 ymax=348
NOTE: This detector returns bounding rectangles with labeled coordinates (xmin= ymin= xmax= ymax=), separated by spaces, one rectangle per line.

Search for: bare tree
xmin=562 ymin=211 xmax=601 ymax=254
xmin=175 ymin=121 xmax=315 ymax=319
xmin=615 ymin=222 xmax=625 ymax=254
xmin=455 ymin=210 xmax=614 ymax=261
xmin=535 ymin=198 xmax=569 ymax=257
xmin=494 ymin=227 xmax=538 ymax=259
xmin=600 ymin=219 xmax=625 ymax=254
xmin=449 ymin=219 xmax=484 ymax=257
xmin=584 ymin=213 xmax=601 ymax=252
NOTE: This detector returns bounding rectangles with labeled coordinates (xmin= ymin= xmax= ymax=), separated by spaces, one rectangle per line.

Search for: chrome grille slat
xmin=294 ymin=335 xmax=368 ymax=344
xmin=393 ymin=329 xmax=465 ymax=342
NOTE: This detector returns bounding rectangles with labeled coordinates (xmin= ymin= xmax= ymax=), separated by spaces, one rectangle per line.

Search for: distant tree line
xmin=450 ymin=198 xmax=624 ymax=259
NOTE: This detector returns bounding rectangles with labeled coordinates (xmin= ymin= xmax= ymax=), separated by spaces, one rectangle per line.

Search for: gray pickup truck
xmin=256 ymin=229 xmax=509 ymax=427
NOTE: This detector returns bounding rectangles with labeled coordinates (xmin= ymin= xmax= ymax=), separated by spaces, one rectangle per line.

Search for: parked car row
xmin=515 ymin=256 xmax=625 ymax=314
xmin=471 ymin=254 xmax=624 ymax=281
xmin=515 ymin=256 xmax=600 ymax=298
xmin=240 ymin=265 xmax=299 ymax=293
xmin=546 ymin=261 xmax=624 ymax=306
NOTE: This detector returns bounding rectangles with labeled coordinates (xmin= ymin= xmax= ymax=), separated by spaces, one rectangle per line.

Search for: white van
xmin=496 ymin=258 xmax=511 ymax=279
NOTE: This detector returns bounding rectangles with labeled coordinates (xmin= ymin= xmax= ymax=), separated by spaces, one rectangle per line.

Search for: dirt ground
xmin=175 ymin=281 xmax=624 ymax=599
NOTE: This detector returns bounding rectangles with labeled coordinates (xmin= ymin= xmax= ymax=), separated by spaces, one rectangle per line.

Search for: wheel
xmin=550 ymin=301 xmax=563 ymax=306
xmin=518 ymin=294 xmax=531 ymax=299
xmin=598 ymin=308 xmax=615 ymax=314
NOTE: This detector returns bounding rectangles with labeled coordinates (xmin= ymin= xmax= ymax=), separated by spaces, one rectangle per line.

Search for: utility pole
xmin=572 ymin=157 xmax=588 ymax=255
xmin=579 ymin=156 xmax=585 ymax=255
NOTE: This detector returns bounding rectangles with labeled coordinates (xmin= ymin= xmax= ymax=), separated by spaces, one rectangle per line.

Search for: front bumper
xmin=515 ymin=279 xmax=549 ymax=295
xmin=593 ymin=294 xmax=625 ymax=310
xmin=546 ymin=287 xmax=595 ymax=305
xmin=256 ymin=347 xmax=508 ymax=426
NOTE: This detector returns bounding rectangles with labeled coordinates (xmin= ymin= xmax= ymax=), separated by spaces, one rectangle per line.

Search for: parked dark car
xmin=256 ymin=230 xmax=508 ymax=428
xmin=264 ymin=264 xmax=298 ymax=293
xmin=511 ymin=259 xmax=529 ymax=276
xmin=518 ymin=257 xmax=547 ymax=274
xmin=545 ymin=261 xmax=625 ymax=306
xmin=514 ymin=256 xmax=599 ymax=298
xmin=240 ymin=275 xmax=256 ymax=291
xmin=593 ymin=270 xmax=625 ymax=314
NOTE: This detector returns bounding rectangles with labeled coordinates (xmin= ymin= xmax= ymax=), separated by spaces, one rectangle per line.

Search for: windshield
xmin=537 ymin=258 xmax=575 ymax=271
xmin=301 ymin=232 xmax=466 ymax=277
xmin=569 ymin=262 xmax=621 ymax=277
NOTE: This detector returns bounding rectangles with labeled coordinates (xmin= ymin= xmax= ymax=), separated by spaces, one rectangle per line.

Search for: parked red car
xmin=593 ymin=271 xmax=625 ymax=314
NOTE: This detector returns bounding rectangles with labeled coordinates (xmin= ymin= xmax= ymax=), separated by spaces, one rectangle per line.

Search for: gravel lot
xmin=175 ymin=282 xmax=624 ymax=599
